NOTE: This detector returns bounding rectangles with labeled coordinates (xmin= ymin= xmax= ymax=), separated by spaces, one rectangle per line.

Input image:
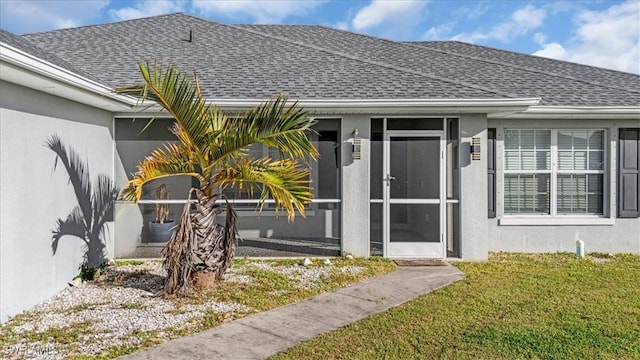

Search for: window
xmin=504 ymin=129 xmax=605 ymax=216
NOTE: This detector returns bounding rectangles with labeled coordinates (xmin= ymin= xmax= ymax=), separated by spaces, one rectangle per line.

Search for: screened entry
xmin=114 ymin=117 xmax=342 ymax=257
xmin=370 ymin=118 xmax=460 ymax=258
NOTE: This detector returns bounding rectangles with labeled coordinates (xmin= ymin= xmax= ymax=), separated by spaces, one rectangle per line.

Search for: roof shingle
xmin=12 ymin=13 xmax=640 ymax=106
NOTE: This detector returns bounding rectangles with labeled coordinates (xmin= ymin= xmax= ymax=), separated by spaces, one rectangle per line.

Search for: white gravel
xmin=248 ymin=261 xmax=363 ymax=289
xmin=1 ymin=259 xmax=364 ymax=359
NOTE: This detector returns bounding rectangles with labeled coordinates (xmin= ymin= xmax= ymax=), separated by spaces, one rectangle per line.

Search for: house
xmin=1 ymin=12 xmax=638 ymax=322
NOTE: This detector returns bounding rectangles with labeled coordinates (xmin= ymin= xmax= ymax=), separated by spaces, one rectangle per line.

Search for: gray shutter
xmin=488 ymin=128 xmax=496 ymax=218
xmin=618 ymin=128 xmax=639 ymax=218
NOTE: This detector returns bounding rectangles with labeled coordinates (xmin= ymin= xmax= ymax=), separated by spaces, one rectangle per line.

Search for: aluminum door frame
xmin=383 ymin=129 xmax=446 ymax=258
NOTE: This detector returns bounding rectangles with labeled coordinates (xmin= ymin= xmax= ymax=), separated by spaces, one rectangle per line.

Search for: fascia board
xmin=494 ymin=106 xmax=640 ymax=120
xmin=0 ymin=43 xmax=137 ymax=111
xmin=114 ymin=97 xmax=542 ymax=117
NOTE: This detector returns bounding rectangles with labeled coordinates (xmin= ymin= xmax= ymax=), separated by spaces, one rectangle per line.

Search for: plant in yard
xmin=154 ymin=184 xmax=170 ymax=223
xmin=148 ymin=183 xmax=175 ymax=242
xmin=117 ymin=62 xmax=318 ymax=294
xmin=47 ymin=135 xmax=119 ymax=269
xmin=77 ymin=262 xmax=99 ymax=281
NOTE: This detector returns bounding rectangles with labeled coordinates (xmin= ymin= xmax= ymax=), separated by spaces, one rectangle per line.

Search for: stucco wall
xmin=341 ymin=115 xmax=371 ymax=256
xmin=488 ymin=219 xmax=639 ymax=253
xmin=0 ymin=81 xmax=115 ymax=323
xmin=458 ymin=114 xmax=490 ymax=260
xmin=487 ymin=118 xmax=640 ymax=254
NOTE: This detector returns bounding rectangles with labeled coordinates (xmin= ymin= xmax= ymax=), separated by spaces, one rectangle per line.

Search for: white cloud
xmin=422 ymin=22 xmax=456 ymax=41
xmin=0 ymin=0 xmax=109 ymax=34
xmin=457 ymin=1 xmax=490 ymax=20
xmin=332 ymin=21 xmax=350 ymax=31
xmin=191 ymin=0 xmax=325 ymax=23
xmin=351 ymin=0 xmax=428 ymax=31
xmin=453 ymin=4 xmax=546 ymax=43
xmin=533 ymin=0 xmax=640 ymax=74
xmin=109 ymin=0 xmax=186 ymax=21
xmin=533 ymin=42 xmax=567 ymax=59
xmin=533 ymin=32 xmax=547 ymax=45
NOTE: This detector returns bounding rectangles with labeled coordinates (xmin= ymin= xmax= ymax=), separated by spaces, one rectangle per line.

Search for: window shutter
xmin=488 ymin=128 xmax=496 ymax=218
xmin=618 ymin=128 xmax=640 ymax=218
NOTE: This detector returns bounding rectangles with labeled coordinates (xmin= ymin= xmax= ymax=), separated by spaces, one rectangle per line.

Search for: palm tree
xmin=47 ymin=135 xmax=119 ymax=269
xmin=118 ymin=62 xmax=318 ymax=294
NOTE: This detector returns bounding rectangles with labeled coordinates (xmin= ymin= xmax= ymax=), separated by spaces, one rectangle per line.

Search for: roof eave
xmin=0 ymin=42 xmax=137 ymax=112
xmin=494 ymin=105 xmax=640 ymax=120
xmin=115 ymin=97 xmax=542 ymax=117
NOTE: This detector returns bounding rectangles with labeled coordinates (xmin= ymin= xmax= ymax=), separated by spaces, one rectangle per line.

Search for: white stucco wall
xmin=0 ymin=81 xmax=115 ymax=323
xmin=487 ymin=118 xmax=640 ymax=254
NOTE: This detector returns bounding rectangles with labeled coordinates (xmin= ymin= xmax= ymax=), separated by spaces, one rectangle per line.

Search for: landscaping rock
xmin=68 ymin=278 xmax=83 ymax=287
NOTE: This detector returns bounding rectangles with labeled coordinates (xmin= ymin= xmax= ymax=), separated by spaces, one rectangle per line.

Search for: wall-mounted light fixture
xmin=471 ymin=137 xmax=481 ymax=160
xmin=352 ymin=128 xmax=361 ymax=160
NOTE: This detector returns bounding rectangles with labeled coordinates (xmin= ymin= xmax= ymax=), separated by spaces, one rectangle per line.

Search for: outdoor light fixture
xmin=471 ymin=137 xmax=481 ymax=160
xmin=352 ymin=128 xmax=361 ymax=160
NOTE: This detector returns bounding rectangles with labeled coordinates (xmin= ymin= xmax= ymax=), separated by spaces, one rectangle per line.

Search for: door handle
xmin=383 ymin=174 xmax=396 ymax=186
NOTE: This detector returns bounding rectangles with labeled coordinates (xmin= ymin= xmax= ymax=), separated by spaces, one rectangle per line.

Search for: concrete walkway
xmin=120 ymin=265 xmax=465 ymax=360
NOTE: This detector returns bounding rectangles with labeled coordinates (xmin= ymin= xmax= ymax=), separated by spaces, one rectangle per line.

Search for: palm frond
xmin=208 ymin=96 xmax=318 ymax=170
xmin=250 ymin=96 xmax=319 ymax=160
xmin=214 ymin=158 xmax=313 ymax=220
xmin=141 ymin=63 xmax=211 ymax=151
xmin=120 ymin=64 xmax=318 ymax=176
xmin=121 ymin=142 xmax=205 ymax=202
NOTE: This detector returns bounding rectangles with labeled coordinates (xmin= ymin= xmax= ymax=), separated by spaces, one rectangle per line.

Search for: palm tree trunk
xmin=162 ymin=188 xmax=239 ymax=294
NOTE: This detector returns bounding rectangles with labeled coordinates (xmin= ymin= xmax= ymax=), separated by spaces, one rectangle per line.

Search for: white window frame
xmin=500 ymin=128 xmax=610 ymax=225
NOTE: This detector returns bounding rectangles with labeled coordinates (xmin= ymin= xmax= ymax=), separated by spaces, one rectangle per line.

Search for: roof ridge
xmin=439 ymin=40 xmax=640 ymax=77
xmin=222 ymin=23 xmax=516 ymax=99
xmin=406 ymin=41 xmax=640 ymax=94
xmin=21 ymin=12 xmax=189 ymax=36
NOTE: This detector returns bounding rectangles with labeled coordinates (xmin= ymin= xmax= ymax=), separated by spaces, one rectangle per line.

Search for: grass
xmin=272 ymin=253 xmax=640 ymax=360
xmin=114 ymin=260 xmax=144 ymax=266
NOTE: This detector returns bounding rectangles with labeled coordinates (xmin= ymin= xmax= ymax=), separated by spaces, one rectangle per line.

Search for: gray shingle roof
xmin=15 ymin=13 xmax=640 ymax=106
xmin=240 ymin=24 xmax=640 ymax=106
xmin=1 ymin=29 xmax=101 ymax=83
xmin=410 ymin=41 xmax=639 ymax=91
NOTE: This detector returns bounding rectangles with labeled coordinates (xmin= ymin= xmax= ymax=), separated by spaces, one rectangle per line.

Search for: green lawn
xmin=272 ymin=253 xmax=640 ymax=360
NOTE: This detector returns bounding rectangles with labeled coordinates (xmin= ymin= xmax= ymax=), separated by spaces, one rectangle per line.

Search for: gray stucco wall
xmin=0 ymin=81 xmax=115 ymax=323
xmin=488 ymin=219 xmax=639 ymax=253
xmin=487 ymin=118 xmax=640 ymax=254
xmin=341 ymin=115 xmax=371 ymax=257
xmin=459 ymin=114 xmax=490 ymax=260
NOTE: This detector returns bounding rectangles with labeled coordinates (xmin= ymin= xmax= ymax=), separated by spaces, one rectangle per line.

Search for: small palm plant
xmin=154 ymin=184 xmax=170 ymax=224
xmin=148 ymin=183 xmax=174 ymax=243
xmin=118 ymin=62 xmax=318 ymax=294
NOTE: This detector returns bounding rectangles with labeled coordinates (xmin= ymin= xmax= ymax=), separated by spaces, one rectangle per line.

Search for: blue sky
xmin=1 ymin=0 xmax=639 ymax=73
